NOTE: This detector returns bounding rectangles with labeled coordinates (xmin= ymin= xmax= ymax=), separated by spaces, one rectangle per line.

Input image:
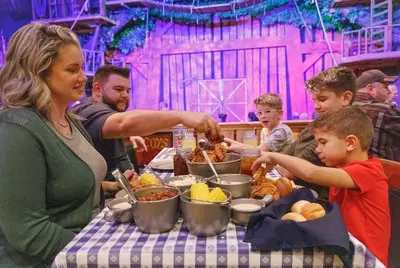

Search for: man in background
xmin=353 ymin=69 xmax=400 ymax=161
xmin=72 ymin=65 xmax=221 ymax=194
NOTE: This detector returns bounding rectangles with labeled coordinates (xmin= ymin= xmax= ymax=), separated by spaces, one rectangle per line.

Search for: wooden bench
xmin=381 ymin=158 xmax=400 ymax=268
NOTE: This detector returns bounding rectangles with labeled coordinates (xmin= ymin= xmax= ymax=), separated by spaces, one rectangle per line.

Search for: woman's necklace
xmin=58 ymin=121 xmax=69 ymax=128
xmin=52 ymin=117 xmax=72 ymax=139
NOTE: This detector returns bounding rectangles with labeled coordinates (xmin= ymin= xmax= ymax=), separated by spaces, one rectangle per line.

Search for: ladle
xmin=201 ymin=150 xmax=222 ymax=183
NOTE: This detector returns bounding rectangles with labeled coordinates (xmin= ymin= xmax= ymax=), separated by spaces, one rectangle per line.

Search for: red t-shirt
xmin=330 ymin=157 xmax=390 ymax=266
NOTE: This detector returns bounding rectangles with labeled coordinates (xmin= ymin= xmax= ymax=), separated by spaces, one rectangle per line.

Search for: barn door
xmin=196 ymin=78 xmax=248 ymax=122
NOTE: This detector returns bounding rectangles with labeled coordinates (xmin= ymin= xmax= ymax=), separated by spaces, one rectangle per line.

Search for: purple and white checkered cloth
xmin=52 ymin=148 xmax=385 ymax=268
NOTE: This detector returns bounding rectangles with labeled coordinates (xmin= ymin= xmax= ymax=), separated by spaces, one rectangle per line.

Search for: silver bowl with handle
xmin=186 ymin=153 xmax=242 ymax=177
xmin=230 ymin=198 xmax=265 ymax=225
xmin=180 ymin=188 xmax=232 ymax=237
xmin=104 ymin=198 xmax=134 ymax=223
xmin=208 ymin=174 xmax=252 ymax=199
xmin=108 ymin=169 xmax=181 ymax=233
xmin=133 ymin=184 xmax=180 ymax=233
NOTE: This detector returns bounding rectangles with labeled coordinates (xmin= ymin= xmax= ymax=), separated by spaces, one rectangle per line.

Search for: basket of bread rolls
xmin=243 ymin=188 xmax=350 ymax=255
xmin=281 ymin=200 xmax=326 ymax=222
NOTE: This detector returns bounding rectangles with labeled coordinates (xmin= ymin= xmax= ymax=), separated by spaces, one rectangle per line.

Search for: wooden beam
xmin=131 ymin=63 xmax=148 ymax=80
xmin=106 ymin=0 xmax=266 ymax=13
xmin=340 ymin=52 xmax=400 ymax=69
xmin=143 ymin=35 xmax=340 ymax=60
xmin=302 ymin=52 xmax=324 ymax=72
xmin=31 ymin=14 xmax=116 ymax=27
xmin=299 ymin=42 xmax=341 ymax=53
xmin=286 ymin=26 xmax=307 ymax=116
xmin=154 ymin=37 xmax=288 ymax=55
xmin=331 ymin=0 xmax=370 ymax=8
xmin=154 ymin=22 xmax=174 ymax=39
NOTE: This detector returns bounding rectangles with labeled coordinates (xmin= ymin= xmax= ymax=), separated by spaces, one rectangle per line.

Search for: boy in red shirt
xmin=252 ymin=106 xmax=390 ymax=266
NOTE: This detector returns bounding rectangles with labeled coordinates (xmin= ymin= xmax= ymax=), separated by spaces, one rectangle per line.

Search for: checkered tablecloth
xmin=52 ymin=148 xmax=385 ymax=268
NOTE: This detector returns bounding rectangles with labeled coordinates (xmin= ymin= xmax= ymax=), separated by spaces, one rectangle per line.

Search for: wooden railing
xmin=341 ymin=24 xmax=400 ymax=59
xmin=130 ymin=120 xmax=311 ymax=165
xmin=199 ymin=120 xmax=310 ymax=144
xmin=32 ymin=0 xmax=105 ymax=21
xmin=82 ymin=49 xmax=104 ymax=77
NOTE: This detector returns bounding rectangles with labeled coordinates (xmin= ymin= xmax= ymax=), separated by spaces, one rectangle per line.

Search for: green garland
xmin=96 ymin=0 xmax=373 ymax=55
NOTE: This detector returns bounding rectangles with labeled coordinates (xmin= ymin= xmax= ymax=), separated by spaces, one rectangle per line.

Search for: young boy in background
xmin=225 ymin=93 xmax=294 ymax=153
xmin=252 ymin=107 xmax=390 ymax=267
xmin=279 ymin=66 xmax=357 ymax=199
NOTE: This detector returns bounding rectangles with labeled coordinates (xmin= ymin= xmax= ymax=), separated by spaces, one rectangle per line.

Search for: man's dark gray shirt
xmin=71 ymin=98 xmax=133 ymax=181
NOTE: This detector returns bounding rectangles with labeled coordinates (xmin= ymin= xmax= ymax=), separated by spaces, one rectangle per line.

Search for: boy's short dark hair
xmin=254 ymin=93 xmax=282 ymax=110
xmin=305 ymin=66 xmax=357 ymax=104
xmin=93 ymin=65 xmax=130 ymax=85
xmin=310 ymin=106 xmax=374 ymax=151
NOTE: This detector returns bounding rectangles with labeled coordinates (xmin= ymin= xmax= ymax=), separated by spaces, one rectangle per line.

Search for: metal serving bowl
xmin=106 ymin=185 xmax=180 ymax=233
xmin=163 ymin=174 xmax=205 ymax=193
xmin=208 ymin=174 xmax=252 ymax=199
xmin=230 ymin=198 xmax=265 ymax=226
xmin=180 ymin=188 xmax=232 ymax=237
xmin=104 ymin=198 xmax=134 ymax=223
xmin=186 ymin=153 xmax=242 ymax=177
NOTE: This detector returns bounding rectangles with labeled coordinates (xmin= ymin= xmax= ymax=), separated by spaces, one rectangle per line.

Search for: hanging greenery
xmin=93 ymin=0 xmax=372 ymax=55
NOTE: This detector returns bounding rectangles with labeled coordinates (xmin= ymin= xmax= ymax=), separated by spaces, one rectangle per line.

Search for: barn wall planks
xmin=127 ymin=15 xmax=341 ymax=121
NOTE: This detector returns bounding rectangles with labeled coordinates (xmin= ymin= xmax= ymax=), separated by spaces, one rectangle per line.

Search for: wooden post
xmin=285 ymin=25 xmax=306 ymax=116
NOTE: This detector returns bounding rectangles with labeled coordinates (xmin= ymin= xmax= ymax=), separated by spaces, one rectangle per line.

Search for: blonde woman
xmin=0 ymin=23 xmax=108 ymax=267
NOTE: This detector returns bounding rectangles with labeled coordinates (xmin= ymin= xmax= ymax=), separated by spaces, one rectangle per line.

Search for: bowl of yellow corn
xmin=180 ymin=183 xmax=232 ymax=237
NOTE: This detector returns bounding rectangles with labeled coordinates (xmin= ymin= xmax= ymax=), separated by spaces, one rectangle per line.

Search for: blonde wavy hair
xmin=0 ymin=23 xmax=81 ymax=116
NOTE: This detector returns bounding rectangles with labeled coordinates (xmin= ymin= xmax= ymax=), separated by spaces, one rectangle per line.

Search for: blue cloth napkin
xmin=244 ymin=188 xmax=350 ymax=257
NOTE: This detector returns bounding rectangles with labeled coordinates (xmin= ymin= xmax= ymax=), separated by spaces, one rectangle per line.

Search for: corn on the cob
xmin=208 ymin=187 xmax=227 ymax=202
xmin=140 ymin=173 xmax=156 ymax=185
xmin=190 ymin=183 xmax=209 ymax=203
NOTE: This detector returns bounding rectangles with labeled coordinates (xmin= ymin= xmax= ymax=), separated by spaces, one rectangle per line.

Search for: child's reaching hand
xmin=224 ymin=137 xmax=247 ymax=153
xmin=252 ymin=153 xmax=275 ymax=173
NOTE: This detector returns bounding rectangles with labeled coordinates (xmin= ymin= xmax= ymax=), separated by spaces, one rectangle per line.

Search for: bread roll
xmin=301 ymin=203 xmax=326 ymax=220
xmin=291 ymin=200 xmax=311 ymax=214
xmin=281 ymin=212 xmax=307 ymax=222
xmin=276 ymin=177 xmax=293 ymax=196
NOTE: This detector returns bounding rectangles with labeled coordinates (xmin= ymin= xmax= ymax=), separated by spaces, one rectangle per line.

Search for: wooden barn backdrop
xmin=126 ymin=15 xmax=342 ymax=121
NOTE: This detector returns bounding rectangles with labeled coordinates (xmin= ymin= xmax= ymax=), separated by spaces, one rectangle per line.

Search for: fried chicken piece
xmin=205 ymin=130 xmax=224 ymax=143
xmin=250 ymin=182 xmax=278 ymax=199
xmin=253 ymin=167 xmax=268 ymax=186
xmin=189 ymin=147 xmax=205 ymax=162
xmin=129 ymin=178 xmax=142 ymax=189
xmin=213 ymin=143 xmax=227 ymax=162
xmin=188 ymin=142 xmax=226 ymax=163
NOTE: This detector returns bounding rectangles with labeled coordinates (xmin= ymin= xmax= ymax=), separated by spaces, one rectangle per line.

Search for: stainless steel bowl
xmin=230 ymin=198 xmax=265 ymax=225
xmin=163 ymin=174 xmax=205 ymax=193
xmin=104 ymin=198 xmax=134 ymax=223
xmin=180 ymin=188 xmax=232 ymax=237
xmin=133 ymin=185 xmax=180 ymax=233
xmin=186 ymin=153 xmax=242 ymax=177
xmin=107 ymin=185 xmax=180 ymax=233
xmin=208 ymin=174 xmax=252 ymax=199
